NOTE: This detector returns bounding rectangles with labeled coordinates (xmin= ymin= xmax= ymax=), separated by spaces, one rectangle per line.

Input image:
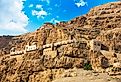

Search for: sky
xmin=0 ymin=0 xmax=118 ymax=35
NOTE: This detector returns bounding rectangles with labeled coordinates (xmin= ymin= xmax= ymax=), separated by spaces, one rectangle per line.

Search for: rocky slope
xmin=0 ymin=36 xmax=14 ymax=57
xmin=0 ymin=1 xmax=121 ymax=82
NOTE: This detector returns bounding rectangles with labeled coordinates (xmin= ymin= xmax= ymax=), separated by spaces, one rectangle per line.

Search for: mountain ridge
xmin=1 ymin=1 xmax=121 ymax=82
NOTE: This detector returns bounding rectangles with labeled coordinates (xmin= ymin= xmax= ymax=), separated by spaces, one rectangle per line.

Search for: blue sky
xmin=0 ymin=0 xmax=118 ymax=35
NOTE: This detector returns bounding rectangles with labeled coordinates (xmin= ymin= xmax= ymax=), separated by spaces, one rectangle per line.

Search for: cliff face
xmin=0 ymin=36 xmax=13 ymax=49
xmin=0 ymin=36 xmax=14 ymax=56
xmin=1 ymin=2 xmax=121 ymax=82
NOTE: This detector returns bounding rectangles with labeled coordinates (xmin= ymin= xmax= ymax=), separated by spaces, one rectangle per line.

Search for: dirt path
xmin=52 ymin=69 xmax=121 ymax=82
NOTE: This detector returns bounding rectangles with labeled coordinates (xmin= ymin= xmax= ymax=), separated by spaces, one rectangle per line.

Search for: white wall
xmin=25 ymin=45 xmax=37 ymax=51
xmin=10 ymin=50 xmax=24 ymax=55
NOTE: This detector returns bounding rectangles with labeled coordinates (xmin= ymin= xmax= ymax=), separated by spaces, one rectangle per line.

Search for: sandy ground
xmin=52 ymin=69 xmax=121 ymax=82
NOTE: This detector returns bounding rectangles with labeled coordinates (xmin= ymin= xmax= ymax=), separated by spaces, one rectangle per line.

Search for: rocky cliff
xmin=1 ymin=1 xmax=121 ymax=82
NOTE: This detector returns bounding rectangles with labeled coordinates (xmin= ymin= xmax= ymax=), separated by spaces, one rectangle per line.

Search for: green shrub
xmin=83 ymin=63 xmax=92 ymax=70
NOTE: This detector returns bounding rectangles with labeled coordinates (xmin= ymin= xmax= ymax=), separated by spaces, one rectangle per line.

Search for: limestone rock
xmin=1 ymin=1 xmax=121 ymax=82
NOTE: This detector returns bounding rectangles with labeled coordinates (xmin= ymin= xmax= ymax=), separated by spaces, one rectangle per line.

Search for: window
xmin=97 ymin=43 xmax=101 ymax=46
xmin=26 ymin=47 xmax=28 ymax=49
xmin=94 ymin=42 xmax=96 ymax=45
xmin=80 ymin=43 xmax=87 ymax=49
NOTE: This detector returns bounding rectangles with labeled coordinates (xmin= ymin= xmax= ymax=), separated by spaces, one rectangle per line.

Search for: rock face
xmin=0 ymin=36 xmax=13 ymax=57
xmin=1 ymin=1 xmax=121 ymax=82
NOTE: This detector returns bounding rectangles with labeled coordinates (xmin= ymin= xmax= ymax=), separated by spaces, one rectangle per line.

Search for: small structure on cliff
xmin=25 ymin=42 xmax=37 ymax=52
xmin=10 ymin=47 xmax=24 ymax=55
xmin=10 ymin=42 xmax=38 ymax=55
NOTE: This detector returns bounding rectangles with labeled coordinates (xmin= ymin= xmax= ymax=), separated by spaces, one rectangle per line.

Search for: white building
xmin=10 ymin=47 xmax=24 ymax=55
xmin=90 ymin=39 xmax=101 ymax=52
xmin=25 ymin=42 xmax=37 ymax=52
xmin=43 ymin=44 xmax=52 ymax=49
